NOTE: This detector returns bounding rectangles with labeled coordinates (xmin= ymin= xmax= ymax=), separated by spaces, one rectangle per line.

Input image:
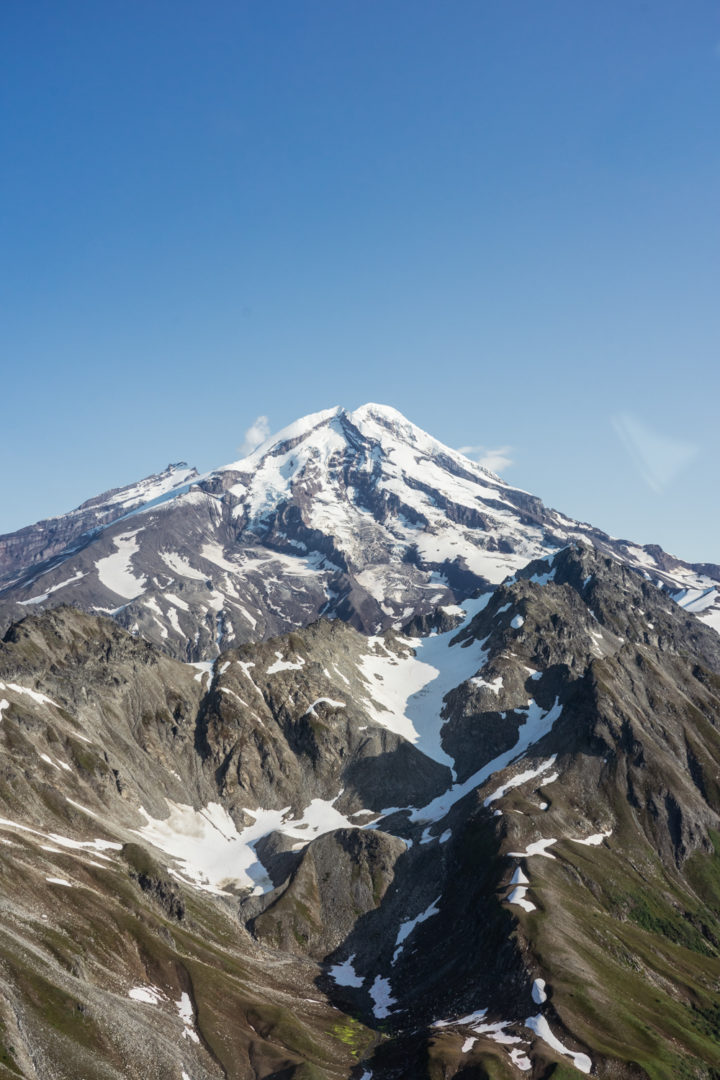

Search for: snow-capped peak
xmin=222 ymin=406 xmax=344 ymax=473
xmin=1 ymin=404 xmax=718 ymax=659
xmin=220 ymin=403 xmax=506 ymax=494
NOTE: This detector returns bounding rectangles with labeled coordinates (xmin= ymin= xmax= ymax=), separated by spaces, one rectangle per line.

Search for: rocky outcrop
xmin=251 ymin=829 xmax=407 ymax=958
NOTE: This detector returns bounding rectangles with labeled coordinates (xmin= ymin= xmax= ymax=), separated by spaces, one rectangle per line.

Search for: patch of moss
xmin=329 ymin=1015 xmax=367 ymax=1059
xmin=292 ymin=926 xmax=309 ymax=947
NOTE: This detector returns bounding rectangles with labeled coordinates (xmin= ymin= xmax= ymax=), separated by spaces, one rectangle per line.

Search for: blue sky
xmin=2 ymin=2 xmax=719 ymax=561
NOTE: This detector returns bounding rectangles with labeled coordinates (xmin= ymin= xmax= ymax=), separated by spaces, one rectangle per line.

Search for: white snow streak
xmin=525 ymin=1014 xmax=591 ymax=1073
xmin=483 ymin=756 xmax=557 ymax=807
xmin=393 ymin=896 xmax=441 ymax=961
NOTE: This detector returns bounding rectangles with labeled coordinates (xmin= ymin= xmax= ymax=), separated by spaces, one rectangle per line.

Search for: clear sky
xmin=2 ymin=2 xmax=719 ymax=562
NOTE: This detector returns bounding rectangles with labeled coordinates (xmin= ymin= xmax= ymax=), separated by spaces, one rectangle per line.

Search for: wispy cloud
xmin=239 ymin=415 xmax=271 ymax=457
xmin=612 ymin=412 xmax=698 ymax=493
xmin=458 ymin=444 xmax=514 ymax=474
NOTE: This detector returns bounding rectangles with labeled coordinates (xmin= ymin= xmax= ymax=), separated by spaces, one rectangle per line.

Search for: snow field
xmin=357 ymin=594 xmax=492 ymax=769
xmin=96 ymin=531 xmax=147 ymax=599
xmin=369 ymin=975 xmax=396 ymax=1019
xmin=328 ymin=955 xmax=363 ymax=987
xmin=135 ymin=796 xmax=364 ymax=896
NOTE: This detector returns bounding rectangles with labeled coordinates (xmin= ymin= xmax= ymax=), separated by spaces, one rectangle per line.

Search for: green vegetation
xmin=617 ymin=888 xmax=716 ymax=956
xmin=546 ymin=1067 xmax=592 ymax=1079
xmin=244 ymin=1003 xmax=328 ymax=1060
xmin=329 ymin=1015 xmax=368 ymax=1060
xmin=524 ymin=833 xmax=720 ymax=1080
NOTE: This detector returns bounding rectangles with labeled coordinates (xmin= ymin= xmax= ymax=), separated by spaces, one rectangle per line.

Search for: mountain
xmin=1 ymin=404 xmax=720 ymax=1079
xmin=1 ymin=542 xmax=720 ymax=1079
xmin=0 ymin=404 xmax=718 ymax=661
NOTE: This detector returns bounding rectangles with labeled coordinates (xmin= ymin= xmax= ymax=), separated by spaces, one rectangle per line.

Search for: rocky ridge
xmin=0 ymin=462 xmax=197 ymax=588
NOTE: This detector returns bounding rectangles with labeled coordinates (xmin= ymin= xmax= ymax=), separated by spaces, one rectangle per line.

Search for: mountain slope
xmin=2 ymin=543 xmax=720 ymax=1077
xmin=0 ymin=462 xmax=197 ymax=588
xmin=0 ymin=405 xmax=718 ymax=661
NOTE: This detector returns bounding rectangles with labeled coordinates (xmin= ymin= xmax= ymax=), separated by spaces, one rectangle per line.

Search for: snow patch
xmin=507 ymin=886 xmax=536 ymax=913
xmin=508 ymin=838 xmax=557 ymax=859
xmin=129 ymin=986 xmax=163 ymax=1005
xmin=266 ymin=651 xmax=305 ymax=675
xmin=303 ymin=697 xmax=346 ymax=717
xmin=96 ymin=532 xmax=147 ymax=599
xmin=369 ymin=975 xmax=396 ymax=1019
xmin=525 ymin=1014 xmax=591 ymax=1073
xmin=328 ymin=955 xmax=363 ymax=987
xmin=433 ymin=1008 xmax=488 ymax=1028
xmin=160 ymin=551 xmax=209 ymax=581
xmin=570 ymin=829 xmax=612 ymax=846
xmin=510 ymin=1047 xmax=532 ymax=1071
xmin=18 ymin=570 xmax=87 ymax=605
xmin=0 ymin=681 xmax=59 ymax=708
xmin=177 ymin=992 xmax=200 ymax=1044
